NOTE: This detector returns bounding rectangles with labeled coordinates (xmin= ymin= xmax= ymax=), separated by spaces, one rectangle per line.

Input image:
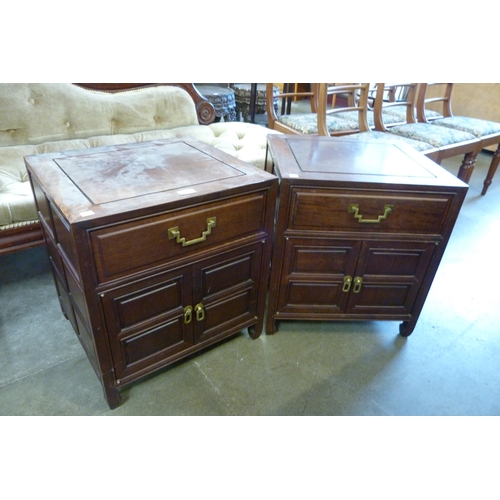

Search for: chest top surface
xmin=25 ymin=138 xmax=276 ymax=225
xmin=267 ymin=135 xmax=468 ymax=189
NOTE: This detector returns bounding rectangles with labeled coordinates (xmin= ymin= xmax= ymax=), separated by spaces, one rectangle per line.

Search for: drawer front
xmin=91 ymin=191 xmax=268 ymax=283
xmin=288 ymin=188 xmax=454 ymax=235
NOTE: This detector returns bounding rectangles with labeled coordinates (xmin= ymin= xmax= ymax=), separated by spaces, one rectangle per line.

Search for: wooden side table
xmin=25 ymin=138 xmax=277 ymax=408
xmin=265 ymin=135 xmax=468 ymax=337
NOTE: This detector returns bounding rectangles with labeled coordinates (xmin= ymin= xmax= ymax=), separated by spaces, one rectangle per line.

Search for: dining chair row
xmin=265 ymin=83 xmax=500 ymax=194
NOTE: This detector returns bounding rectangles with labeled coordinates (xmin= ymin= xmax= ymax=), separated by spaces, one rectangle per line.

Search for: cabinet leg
xmin=103 ymin=385 xmax=122 ymax=410
xmin=399 ymin=320 xmax=415 ymax=337
xmin=248 ymin=323 xmax=262 ymax=339
xmin=265 ymin=316 xmax=278 ymax=335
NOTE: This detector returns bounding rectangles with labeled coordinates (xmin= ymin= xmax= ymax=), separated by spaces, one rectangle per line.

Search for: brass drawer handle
xmin=349 ymin=204 xmax=393 ymax=223
xmin=168 ymin=217 xmax=217 ymax=246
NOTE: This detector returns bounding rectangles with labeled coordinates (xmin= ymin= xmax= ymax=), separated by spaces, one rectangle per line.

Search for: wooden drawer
xmin=288 ymin=188 xmax=454 ymax=235
xmin=91 ymin=191 xmax=268 ymax=283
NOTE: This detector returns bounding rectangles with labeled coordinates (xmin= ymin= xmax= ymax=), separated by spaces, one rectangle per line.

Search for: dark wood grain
xmin=265 ymin=135 xmax=468 ymax=337
xmin=26 ymin=137 xmax=277 ymax=408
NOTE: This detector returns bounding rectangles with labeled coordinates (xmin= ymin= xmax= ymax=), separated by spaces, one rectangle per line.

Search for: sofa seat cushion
xmin=0 ymin=123 xmax=277 ymax=228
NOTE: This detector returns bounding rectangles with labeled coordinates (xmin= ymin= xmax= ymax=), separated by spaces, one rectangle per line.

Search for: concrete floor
xmin=1 ymin=150 xmax=499 ymax=416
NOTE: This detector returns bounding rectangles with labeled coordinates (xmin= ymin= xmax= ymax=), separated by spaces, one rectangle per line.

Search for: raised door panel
xmin=193 ymin=243 xmax=263 ymax=344
xmin=346 ymin=241 xmax=436 ymax=316
xmin=276 ymin=238 xmax=361 ymax=315
xmin=101 ymin=266 xmax=193 ymax=381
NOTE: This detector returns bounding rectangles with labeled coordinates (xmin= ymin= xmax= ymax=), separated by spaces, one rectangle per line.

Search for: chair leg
xmin=481 ymin=144 xmax=500 ymax=195
xmin=457 ymin=152 xmax=477 ymax=184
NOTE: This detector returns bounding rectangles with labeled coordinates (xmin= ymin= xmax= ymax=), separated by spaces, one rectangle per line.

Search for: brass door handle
xmin=342 ymin=275 xmax=352 ymax=292
xmin=349 ymin=204 xmax=393 ymax=223
xmin=168 ymin=217 xmax=217 ymax=247
xmin=194 ymin=303 xmax=205 ymax=321
xmin=353 ymin=277 xmax=363 ymax=293
xmin=184 ymin=305 xmax=193 ymax=324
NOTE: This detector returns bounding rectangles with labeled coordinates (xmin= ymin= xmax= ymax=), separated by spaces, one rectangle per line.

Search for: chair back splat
xmin=265 ymin=83 xmax=318 ymax=134
xmin=317 ymin=83 xmax=371 ymax=136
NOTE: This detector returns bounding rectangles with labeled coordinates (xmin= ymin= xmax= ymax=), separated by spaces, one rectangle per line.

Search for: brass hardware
xmin=184 ymin=305 xmax=193 ymax=324
xmin=195 ymin=303 xmax=205 ymax=321
xmin=353 ymin=277 xmax=363 ymax=293
xmin=168 ymin=217 xmax=217 ymax=247
xmin=342 ymin=275 xmax=352 ymax=292
xmin=349 ymin=204 xmax=393 ymax=223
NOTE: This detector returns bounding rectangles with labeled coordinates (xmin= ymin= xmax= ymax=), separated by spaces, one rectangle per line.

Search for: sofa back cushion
xmin=0 ymin=83 xmax=200 ymax=147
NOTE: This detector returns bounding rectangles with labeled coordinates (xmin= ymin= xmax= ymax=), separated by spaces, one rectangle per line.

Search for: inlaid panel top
xmin=267 ymin=135 xmax=468 ymax=189
xmin=53 ymin=141 xmax=244 ymax=205
xmin=25 ymin=138 xmax=276 ymax=225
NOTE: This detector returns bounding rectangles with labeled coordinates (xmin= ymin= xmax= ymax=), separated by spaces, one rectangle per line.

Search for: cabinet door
xmin=101 ymin=266 xmax=193 ymax=381
xmin=275 ymin=238 xmax=436 ymax=319
xmin=192 ymin=243 xmax=264 ymax=344
xmin=276 ymin=238 xmax=361 ymax=315
xmin=346 ymin=240 xmax=436 ymax=316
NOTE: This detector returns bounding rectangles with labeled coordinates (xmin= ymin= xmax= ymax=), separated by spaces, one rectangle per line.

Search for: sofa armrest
xmin=74 ymin=83 xmax=216 ymax=125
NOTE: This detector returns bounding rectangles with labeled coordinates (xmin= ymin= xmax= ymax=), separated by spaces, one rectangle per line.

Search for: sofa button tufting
xmin=65 ymin=122 xmax=70 ymax=128
xmin=28 ymin=98 xmax=35 ymax=105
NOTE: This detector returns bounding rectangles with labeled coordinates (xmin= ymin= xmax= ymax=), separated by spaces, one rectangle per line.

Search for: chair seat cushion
xmin=347 ymin=130 xmax=435 ymax=152
xmin=431 ymin=116 xmax=500 ymax=138
xmin=336 ymin=110 xmax=403 ymax=128
xmin=388 ymin=123 xmax=476 ymax=148
xmin=382 ymin=105 xmax=443 ymax=121
xmin=278 ymin=113 xmax=355 ymax=134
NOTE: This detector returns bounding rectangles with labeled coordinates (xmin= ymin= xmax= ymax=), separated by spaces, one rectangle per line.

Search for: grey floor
xmin=1 ymin=150 xmax=499 ymax=416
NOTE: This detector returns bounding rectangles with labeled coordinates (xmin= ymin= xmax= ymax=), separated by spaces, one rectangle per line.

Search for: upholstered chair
xmin=417 ymin=83 xmax=500 ymax=194
xmin=371 ymin=83 xmax=482 ymax=183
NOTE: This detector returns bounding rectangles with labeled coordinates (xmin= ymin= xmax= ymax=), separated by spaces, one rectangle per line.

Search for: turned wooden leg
xmin=457 ymin=152 xmax=477 ymax=184
xmin=481 ymin=145 xmax=500 ymax=195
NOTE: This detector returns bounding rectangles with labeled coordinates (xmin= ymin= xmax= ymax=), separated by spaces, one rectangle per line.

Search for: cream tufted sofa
xmin=0 ymin=83 xmax=280 ymax=254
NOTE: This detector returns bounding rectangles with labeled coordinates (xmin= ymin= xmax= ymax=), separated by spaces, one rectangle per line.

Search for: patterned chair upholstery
xmin=371 ymin=83 xmax=482 ymax=183
xmin=417 ymin=83 xmax=500 ymax=195
xmin=315 ymin=83 xmax=439 ymax=156
xmin=267 ymin=83 xmax=409 ymax=137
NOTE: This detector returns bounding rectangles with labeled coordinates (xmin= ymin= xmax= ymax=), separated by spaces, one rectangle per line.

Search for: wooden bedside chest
xmin=25 ymin=138 xmax=278 ymax=408
xmin=265 ymin=135 xmax=467 ymax=337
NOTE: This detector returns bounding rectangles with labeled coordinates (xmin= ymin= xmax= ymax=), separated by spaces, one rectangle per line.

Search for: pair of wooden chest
xmin=25 ymin=135 xmax=467 ymax=408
